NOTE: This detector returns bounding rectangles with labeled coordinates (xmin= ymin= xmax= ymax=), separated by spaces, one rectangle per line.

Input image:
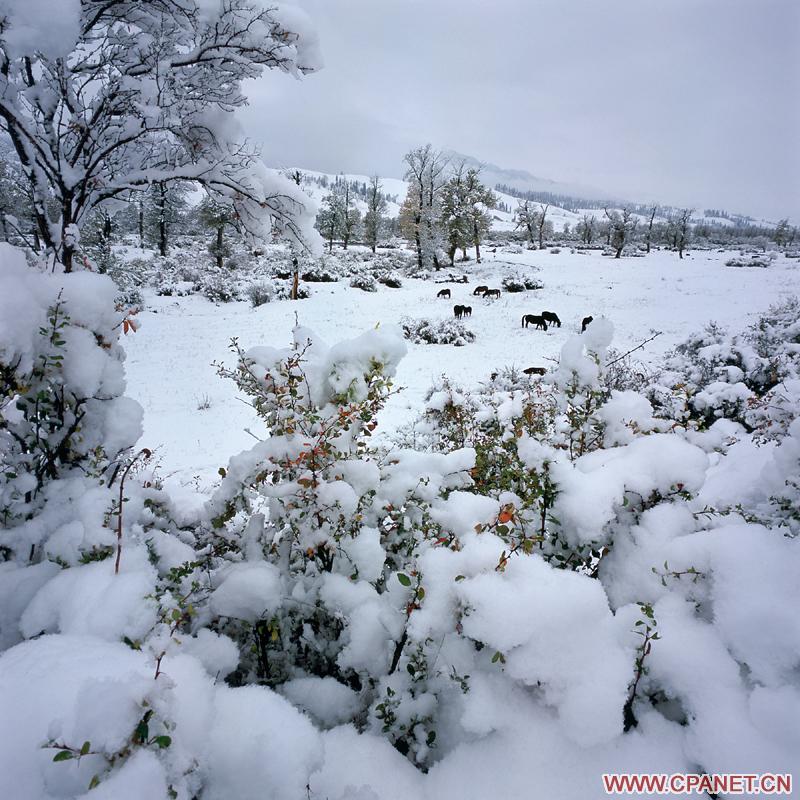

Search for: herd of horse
xmin=437 ymin=286 xmax=593 ymax=334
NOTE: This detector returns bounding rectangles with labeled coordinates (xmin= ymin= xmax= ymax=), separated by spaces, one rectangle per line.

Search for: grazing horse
xmin=461 ymin=305 xmax=472 ymax=317
xmin=581 ymin=315 xmax=594 ymax=333
xmin=523 ymin=366 xmax=547 ymax=376
xmin=522 ymin=314 xmax=548 ymax=330
xmin=483 ymin=288 xmax=501 ymax=299
xmin=453 ymin=304 xmax=465 ymax=319
xmin=541 ymin=311 xmax=561 ymax=328
xmin=437 ymin=288 xmax=451 ymax=299
xmin=473 ymin=285 xmax=489 ymax=296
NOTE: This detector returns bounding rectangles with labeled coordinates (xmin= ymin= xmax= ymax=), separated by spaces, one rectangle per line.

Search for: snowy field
xmin=126 ymin=247 xmax=800 ymax=491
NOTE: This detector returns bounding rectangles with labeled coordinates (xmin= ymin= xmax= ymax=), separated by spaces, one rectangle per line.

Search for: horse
xmin=581 ymin=315 xmax=594 ymax=333
xmin=541 ymin=311 xmax=561 ymax=328
xmin=522 ymin=314 xmax=548 ymax=330
xmin=523 ymin=366 xmax=547 ymax=376
xmin=473 ymin=285 xmax=489 ymax=296
xmin=454 ymin=304 xmax=465 ymax=319
xmin=483 ymin=288 xmax=501 ymax=299
xmin=461 ymin=305 xmax=472 ymax=317
xmin=437 ymin=288 xmax=451 ymax=299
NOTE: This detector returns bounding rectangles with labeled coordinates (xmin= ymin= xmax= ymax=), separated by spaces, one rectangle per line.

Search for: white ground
xmin=124 ymin=247 xmax=800 ymax=493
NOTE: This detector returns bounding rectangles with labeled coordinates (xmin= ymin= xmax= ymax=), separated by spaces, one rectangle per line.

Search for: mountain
xmin=442 ymin=150 xmax=620 ymax=204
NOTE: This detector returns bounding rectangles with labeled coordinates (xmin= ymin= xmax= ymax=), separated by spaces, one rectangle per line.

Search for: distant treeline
xmin=495 ymin=184 xmax=763 ymax=228
xmin=305 ymin=174 xmax=399 ymax=206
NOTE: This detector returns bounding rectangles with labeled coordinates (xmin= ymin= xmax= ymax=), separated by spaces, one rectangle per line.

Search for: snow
xmin=123 ymin=247 xmax=800 ymax=491
xmin=0 ymin=0 xmax=81 ymax=59
xmin=3 ymin=238 xmax=799 ymax=797
xmin=209 ymin=561 xmax=283 ymax=622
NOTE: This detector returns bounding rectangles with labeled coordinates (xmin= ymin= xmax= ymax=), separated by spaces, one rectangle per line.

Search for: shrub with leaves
xmin=400 ymin=318 xmax=476 ymax=346
xmin=501 ymin=273 xmax=543 ymax=292
xmin=350 ymin=274 xmax=378 ymax=292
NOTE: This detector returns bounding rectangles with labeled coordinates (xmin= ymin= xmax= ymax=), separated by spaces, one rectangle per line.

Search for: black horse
xmin=454 ymin=304 xmax=465 ymax=319
xmin=542 ymin=311 xmax=561 ymax=328
xmin=473 ymin=285 xmax=489 ymax=296
xmin=523 ymin=366 xmax=547 ymax=376
xmin=437 ymin=288 xmax=451 ymax=299
xmin=581 ymin=315 xmax=594 ymax=333
xmin=522 ymin=314 xmax=548 ymax=330
xmin=483 ymin=288 xmax=501 ymax=299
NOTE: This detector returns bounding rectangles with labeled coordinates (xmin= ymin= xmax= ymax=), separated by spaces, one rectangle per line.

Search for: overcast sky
xmin=239 ymin=0 xmax=799 ymax=221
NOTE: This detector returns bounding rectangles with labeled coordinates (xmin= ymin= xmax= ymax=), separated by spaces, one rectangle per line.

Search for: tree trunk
xmin=291 ymin=257 xmax=299 ymax=300
xmin=159 ymin=216 xmax=167 ymax=256
xmin=216 ymin=225 xmax=224 ymax=269
xmin=414 ymin=214 xmax=423 ymax=270
xmin=158 ymin=183 xmax=168 ymax=257
xmin=138 ymin=202 xmax=144 ymax=248
xmin=474 ymin=223 xmax=481 ymax=263
xmin=62 ymin=243 xmax=75 ymax=272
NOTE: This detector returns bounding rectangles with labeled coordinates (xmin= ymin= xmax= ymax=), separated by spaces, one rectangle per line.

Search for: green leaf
xmin=53 ymin=750 xmax=74 ymax=762
xmin=153 ymin=735 xmax=172 ymax=749
xmin=80 ymin=741 xmax=91 ymax=756
xmin=396 ymin=573 xmax=412 ymax=587
xmin=491 ymin=651 xmax=502 ymax=663
xmin=454 ymin=575 xmax=466 ymax=582
xmin=88 ymin=774 xmax=101 ymax=790
xmin=496 ymin=524 xmax=509 ymax=535
xmin=134 ymin=721 xmax=149 ymax=743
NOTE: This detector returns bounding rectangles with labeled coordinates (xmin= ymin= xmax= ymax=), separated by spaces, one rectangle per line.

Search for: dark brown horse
xmin=523 ymin=366 xmax=547 ymax=376
xmin=437 ymin=288 xmax=451 ymax=299
xmin=473 ymin=285 xmax=489 ymax=296
xmin=483 ymin=288 xmax=501 ymax=299
xmin=581 ymin=315 xmax=594 ymax=333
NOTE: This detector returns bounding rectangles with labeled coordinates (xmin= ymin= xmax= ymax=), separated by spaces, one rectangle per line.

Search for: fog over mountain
xmin=239 ymin=0 xmax=800 ymax=222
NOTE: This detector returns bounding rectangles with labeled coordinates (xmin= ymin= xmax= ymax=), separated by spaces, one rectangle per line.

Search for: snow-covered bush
xmin=206 ymin=326 xmax=484 ymax=764
xmin=648 ymin=299 xmax=799 ymax=429
xmin=376 ymin=270 xmax=403 ymax=288
xmin=401 ymin=318 xmax=476 ymax=346
xmin=200 ymin=274 xmax=241 ymax=303
xmin=725 ymin=255 xmax=770 ymax=268
xmin=301 ymin=264 xmax=339 ymax=282
xmin=0 ymin=244 xmax=143 ymax=527
xmin=350 ymin=274 xmax=378 ymax=292
xmin=501 ymin=273 xmax=543 ymax=292
xmin=245 ymin=282 xmax=275 ymax=308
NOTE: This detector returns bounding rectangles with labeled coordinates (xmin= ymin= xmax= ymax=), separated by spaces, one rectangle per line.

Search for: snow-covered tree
xmin=604 ymin=207 xmax=637 ymax=258
xmin=403 ymin=144 xmax=447 ymax=270
xmin=666 ymin=208 xmax=692 ymax=258
xmin=198 ymin=194 xmax=239 ymax=269
xmin=576 ymin=212 xmax=597 ymax=245
xmin=773 ymin=218 xmax=796 ymax=249
xmin=338 ymin=179 xmax=361 ymax=249
xmin=514 ymin=200 xmax=550 ymax=249
xmin=364 ymin=175 xmax=388 ymax=253
xmin=315 ymin=178 xmax=361 ymax=251
xmin=644 ymin=205 xmax=658 ymax=253
xmin=0 ymin=0 xmax=322 ymax=271
xmin=144 ymin=182 xmax=190 ymax=257
xmin=439 ymin=166 xmax=473 ymax=265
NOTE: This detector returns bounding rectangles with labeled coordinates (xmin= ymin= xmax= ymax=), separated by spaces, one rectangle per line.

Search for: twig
xmin=606 ymin=331 xmax=663 ymax=367
xmin=114 ymin=448 xmax=152 ymax=575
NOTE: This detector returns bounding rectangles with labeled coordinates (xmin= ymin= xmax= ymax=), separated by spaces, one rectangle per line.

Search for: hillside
xmin=288 ymin=165 xmax=774 ymax=234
